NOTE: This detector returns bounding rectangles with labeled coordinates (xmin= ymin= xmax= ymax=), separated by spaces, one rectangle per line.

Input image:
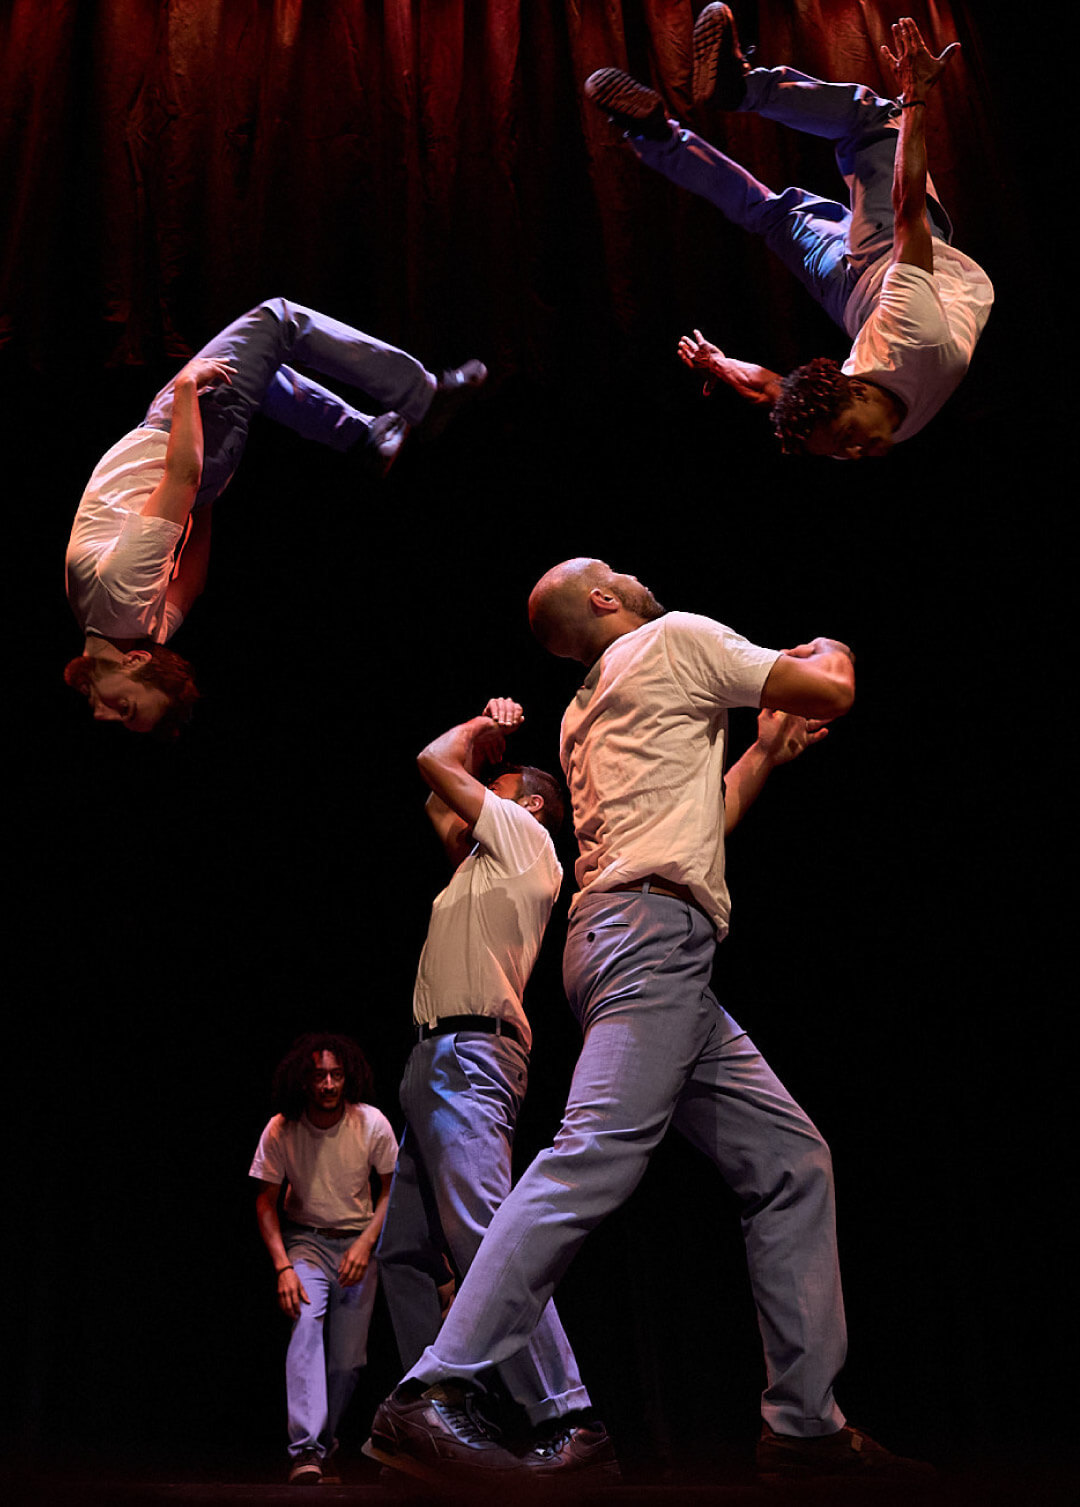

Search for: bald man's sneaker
xmin=757 ymin=1422 xmax=937 ymax=1485
xmin=522 ymin=1418 xmax=620 ymax=1477
xmin=364 ymin=1382 xmax=523 ymax=1483
xmin=584 ymin=69 xmax=673 ymax=141
xmin=692 ymin=3 xmax=751 ymax=110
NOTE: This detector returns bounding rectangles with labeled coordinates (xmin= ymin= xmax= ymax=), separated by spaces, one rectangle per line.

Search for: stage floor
xmin=4 ymin=1464 xmax=1075 ymax=1507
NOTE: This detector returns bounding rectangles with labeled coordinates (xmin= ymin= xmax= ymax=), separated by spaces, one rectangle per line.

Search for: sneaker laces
xmin=433 ymin=1388 xmax=503 ymax=1447
xmin=529 ymin=1426 xmax=573 ymax=1459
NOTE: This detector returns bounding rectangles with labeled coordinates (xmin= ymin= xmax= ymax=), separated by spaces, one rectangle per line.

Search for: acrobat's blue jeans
xmin=406 ymin=890 xmax=847 ymax=1437
xmin=632 ymin=67 xmax=952 ymax=332
xmin=377 ymin=1031 xmax=591 ymax=1425
xmin=282 ymin=1224 xmax=380 ymax=1461
xmin=141 ymin=297 xmax=436 ymax=505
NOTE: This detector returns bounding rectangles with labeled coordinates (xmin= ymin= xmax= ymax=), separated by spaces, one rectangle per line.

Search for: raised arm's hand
xmin=754 ymin=707 xmax=830 ymax=766
xmin=677 ymin=330 xmax=781 ymax=407
xmin=468 ymin=698 xmax=524 ymax=773
xmin=880 ymin=17 xmax=959 ymax=101
xmin=482 ymin=697 xmax=525 ymax=733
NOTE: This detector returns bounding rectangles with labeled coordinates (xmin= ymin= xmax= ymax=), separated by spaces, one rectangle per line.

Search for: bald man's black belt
xmin=417 ymin=1015 xmax=524 ymax=1048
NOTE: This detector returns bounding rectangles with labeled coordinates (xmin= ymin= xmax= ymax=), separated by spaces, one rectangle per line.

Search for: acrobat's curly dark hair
xmin=770 ymin=357 xmax=853 ymax=455
xmin=271 ymin=1032 xmax=375 ymax=1121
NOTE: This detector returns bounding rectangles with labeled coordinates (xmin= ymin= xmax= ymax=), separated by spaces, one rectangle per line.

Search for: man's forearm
xmin=761 ymin=639 xmax=855 ymax=721
xmin=167 ymin=501 xmax=212 ymax=616
xmin=164 ymin=375 xmax=205 ymax=486
xmin=882 ymin=17 xmax=960 ymax=272
xmin=706 ymin=352 xmax=782 ymax=406
xmin=419 ymin=715 xmax=501 ymax=856
xmin=367 ymin=1181 xmax=392 ymax=1248
xmin=892 ymin=100 xmax=929 ymax=237
xmin=723 ymin=742 xmax=775 ymax=835
xmin=255 ymin=1193 xmax=292 ymax=1272
xmin=419 ymin=721 xmax=482 ymax=784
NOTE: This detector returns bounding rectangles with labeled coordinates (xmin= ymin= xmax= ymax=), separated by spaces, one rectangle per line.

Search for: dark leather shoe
xmin=415 ymin=360 xmax=488 ymax=441
xmin=757 ymin=1422 xmax=937 ymax=1484
xmin=363 ymin=411 xmax=408 ymax=477
xmin=522 ymin=1419 xmax=620 ymax=1477
xmin=584 ymin=69 xmax=673 ymax=141
xmin=363 ymin=1382 xmax=524 ymax=1483
xmin=692 ymin=3 xmax=751 ymax=110
xmin=286 ymin=1450 xmax=322 ymax=1484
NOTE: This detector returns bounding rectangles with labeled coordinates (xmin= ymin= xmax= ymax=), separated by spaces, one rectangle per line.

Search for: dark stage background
xmin=3 ymin=0 xmax=1066 ymax=1497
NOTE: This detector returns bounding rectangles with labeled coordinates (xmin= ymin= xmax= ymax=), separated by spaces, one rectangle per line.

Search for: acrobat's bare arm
xmin=880 ymin=17 xmax=961 ymax=274
xmin=140 ymin=358 xmax=235 ymax=527
xmin=724 ymin=709 xmax=830 ymax=835
xmin=677 ymin=329 xmax=782 ymax=407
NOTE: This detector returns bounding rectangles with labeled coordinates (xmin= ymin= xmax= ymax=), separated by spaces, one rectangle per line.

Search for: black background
xmin=3 ymin=0 xmax=1067 ymax=1495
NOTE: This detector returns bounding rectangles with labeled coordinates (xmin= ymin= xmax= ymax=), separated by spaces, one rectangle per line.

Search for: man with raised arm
xmin=585 ymin=8 xmax=992 ymax=458
xmin=372 ymin=698 xmax=614 ymax=1477
xmin=367 ymin=563 xmax=926 ymax=1486
xmin=63 ymin=298 xmax=486 ymax=735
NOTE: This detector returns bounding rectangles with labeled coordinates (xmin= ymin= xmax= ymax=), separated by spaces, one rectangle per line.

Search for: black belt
xmin=416 ymin=1015 xmax=525 ymax=1049
xmin=288 ymin=1222 xmax=361 ymax=1241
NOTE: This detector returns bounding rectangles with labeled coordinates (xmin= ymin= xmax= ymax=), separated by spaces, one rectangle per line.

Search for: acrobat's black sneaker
xmin=692 ymin=3 xmax=752 ymax=110
xmin=584 ymin=69 xmax=673 ymax=141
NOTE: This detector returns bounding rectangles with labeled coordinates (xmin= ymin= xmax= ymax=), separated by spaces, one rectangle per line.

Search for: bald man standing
xmin=370 ymin=562 xmax=930 ymax=1486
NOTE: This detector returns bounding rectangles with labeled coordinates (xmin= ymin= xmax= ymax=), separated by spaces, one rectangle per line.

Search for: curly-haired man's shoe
xmin=692 ymin=3 xmax=752 ymax=110
xmin=584 ymin=69 xmax=673 ymax=141
xmin=286 ymin=1449 xmax=322 ymax=1484
xmin=756 ymin=1422 xmax=937 ymax=1485
xmin=363 ymin=1381 xmax=524 ymax=1484
xmin=522 ymin=1417 xmax=620 ymax=1477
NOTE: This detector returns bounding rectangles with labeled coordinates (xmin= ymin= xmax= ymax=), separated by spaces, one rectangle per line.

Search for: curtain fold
xmin=1 ymin=1 xmax=1001 ymax=383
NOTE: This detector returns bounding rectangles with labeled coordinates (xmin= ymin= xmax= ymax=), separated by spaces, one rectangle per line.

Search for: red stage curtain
xmin=1 ymin=1 xmax=1004 ymax=382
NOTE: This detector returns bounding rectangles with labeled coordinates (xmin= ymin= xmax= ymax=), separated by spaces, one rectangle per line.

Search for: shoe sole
xmin=692 ymin=4 xmax=731 ymax=106
xmin=362 ymin=1436 xmax=525 ymax=1495
xmin=585 ymin=68 xmax=663 ymax=123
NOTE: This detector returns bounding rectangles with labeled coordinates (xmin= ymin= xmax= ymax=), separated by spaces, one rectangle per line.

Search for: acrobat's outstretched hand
xmin=880 ymin=16 xmax=960 ymax=99
xmin=677 ymin=329 xmax=780 ymax=407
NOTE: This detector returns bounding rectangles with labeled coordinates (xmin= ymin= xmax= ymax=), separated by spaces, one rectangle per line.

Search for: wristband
xmin=899 ymin=99 xmax=926 ymax=109
xmin=276 ymin=1264 xmax=294 ymax=1275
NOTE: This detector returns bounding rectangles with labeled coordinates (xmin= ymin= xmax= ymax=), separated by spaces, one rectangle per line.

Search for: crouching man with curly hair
xmin=250 ymin=1031 xmax=399 ymax=1485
